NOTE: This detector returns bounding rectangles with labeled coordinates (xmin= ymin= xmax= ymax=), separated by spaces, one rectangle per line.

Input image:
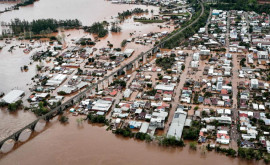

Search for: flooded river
xmin=0 ymin=2 xmax=15 ymax=12
xmin=0 ymin=0 xmax=157 ymax=25
xmin=0 ymin=1 xmax=261 ymax=164
xmin=0 ymin=0 xmax=166 ymax=141
xmin=0 ymin=116 xmax=261 ymax=165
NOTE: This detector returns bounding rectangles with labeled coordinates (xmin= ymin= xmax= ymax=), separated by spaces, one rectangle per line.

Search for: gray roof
xmin=167 ymin=109 xmax=187 ymax=140
xmin=1 ymin=90 xmax=25 ymax=104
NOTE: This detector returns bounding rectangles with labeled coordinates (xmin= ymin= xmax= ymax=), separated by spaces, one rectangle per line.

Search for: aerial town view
xmin=0 ymin=0 xmax=270 ymax=164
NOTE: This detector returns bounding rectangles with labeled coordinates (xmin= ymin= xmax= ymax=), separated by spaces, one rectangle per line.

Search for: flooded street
xmin=0 ymin=1 xmax=264 ymax=164
xmin=0 ymin=41 xmax=40 ymax=141
xmin=0 ymin=116 xmax=261 ymax=165
xmin=0 ymin=0 xmax=166 ymax=141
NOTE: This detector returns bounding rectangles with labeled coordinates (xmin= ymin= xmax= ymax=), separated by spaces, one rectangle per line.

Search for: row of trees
xmin=87 ymin=113 xmax=107 ymax=124
xmin=158 ymin=136 xmax=185 ymax=147
xmin=162 ymin=4 xmax=210 ymax=48
xmin=10 ymin=18 xmax=81 ymax=35
xmin=15 ymin=0 xmax=36 ymax=7
xmin=114 ymin=127 xmax=152 ymax=142
xmin=238 ymin=147 xmax=263 ymax=160
xmin=210 ymin=0 xmax=270 ymax=14
xmin=118 ymin=8 xmax=148 ymax=20
xmin=215 ymin=146 xmax=237 ymax=157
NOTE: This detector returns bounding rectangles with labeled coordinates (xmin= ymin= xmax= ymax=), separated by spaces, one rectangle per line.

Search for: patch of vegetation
xmin=204 ymin=92 xmax=213 ymax=98
xmin=240 ymin=58 xmax=246 ymax=67
xmin=215 ymin=146 xmax=237 ymax=157
xmin=111 ymin=80 xmax=126 ymax=88
xmin=210 ymin=0 xmax=270 ymax=15
xmin=238 ymin=147 xmax=262 ymax=160
xmin=59 ymin=115 xmax=69 ymax=123
xmin=135 ymin=132 xmax=152 ymax=142
xmin=145 ymin=89 xmax=157 ymax=96
xmin=156 ymin=57 xmax=175 ymax=70
xmin=110 ymin=23 xmax=121 ymax=32
xmin=15 ymin=0 xmax=36 ymax=7
xmin=8 ymin=100 xmax=23 ymax=112
xmin=118 ymin=8 xmax=148 ymax=20
xmin=162 ymin=3 xmax=210 ymax=48
xmin=87 ymin=113 xmax=107 ymax=124
xmin=158 ymin=136 xmax=185 ymax=147
xmin=84 ymin=22 xmax=108 ymax=38
xmin=189 ymin=142 xmax=197 ymax=150
xmin=58 ymin=91 xmax=67 ymax=95
xmin=183 ymin=121 xmax=201 ymax=140
xmin=121 ymin=39 xmax=127 ymax=47
xmin=10 ymin=18 xmax=81 ymax=35
xmin=33 ymin=101 xmax=49 ymax=116
xmin=115 ymin=127 xmax=134 ymax=137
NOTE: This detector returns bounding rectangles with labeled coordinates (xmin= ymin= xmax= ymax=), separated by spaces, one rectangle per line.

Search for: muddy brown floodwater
xmin=0 ymin=2 xmax=15 ymax=12
xmin=0 ymin=0 xmax=163 ymax=141
xmin=0 ymin=1 xmax=264 ymax=164
xmin=0 ymin=116 xmax=262 ymax=165
xmin=0 ymin=0 xmax=157 ymax=26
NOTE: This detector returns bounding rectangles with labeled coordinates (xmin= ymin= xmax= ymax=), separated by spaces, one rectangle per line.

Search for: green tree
xmin=59 ymin=116 xmax=69 ymax=123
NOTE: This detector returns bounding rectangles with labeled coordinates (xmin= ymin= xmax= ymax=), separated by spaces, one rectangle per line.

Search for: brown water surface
xmin=0 ymin=0 xmax=164 ymax=141
xmin=0 ymin=116 xmax=261 ymax=165
xmin=0 ymin=0 xmax=157 ymax=26
xmin=0 ymin=1 xmax=260 ymax=164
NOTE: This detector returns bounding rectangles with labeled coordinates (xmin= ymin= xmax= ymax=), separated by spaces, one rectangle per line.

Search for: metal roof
xmin=1 ymin=90 xmax=25 ymax=104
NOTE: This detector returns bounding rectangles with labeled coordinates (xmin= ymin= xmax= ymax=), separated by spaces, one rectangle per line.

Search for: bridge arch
xmin=18 ymin=128 xmax=32 ymax=142
xmin=34 ymin=119 xmax=46 ymax=132
xmin=0 ymin=139 xmax=15 ymax=153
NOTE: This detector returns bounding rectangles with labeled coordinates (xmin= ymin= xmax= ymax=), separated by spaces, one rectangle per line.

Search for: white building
xmin=155 ymin=84 xmax=175 ymax=91
xmin=91 ymin=99 xmax=112 ymax=112
xmin=1 ymin=90 xmax=25 ymax=104
xmin=257 ymin=51 xmax=269 ymax=59
xmin=193 ymin=53 xmax=200 ymax=61
xmin=250 ymin=79 xmax=259 ymax=89
xmin=167 ymin=108 xmax=187 ymax=140
xmin=124 ymin=89 xmax=132 ymax=98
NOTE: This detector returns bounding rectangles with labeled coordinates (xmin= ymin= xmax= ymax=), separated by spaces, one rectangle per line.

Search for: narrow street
xmin=164 ymin=55 xmax=193 ymax=132
xmin=226 ymin=11 xmax=230 ymax=50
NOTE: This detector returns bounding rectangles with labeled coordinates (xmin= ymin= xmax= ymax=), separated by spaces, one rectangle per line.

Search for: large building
xmin=0 ymin=90 xmax=25 ymax=104
xmin=167 ymin=108 xmax=187 ymax=140
xmin=91 ymin=99 xmax=113 ymax=112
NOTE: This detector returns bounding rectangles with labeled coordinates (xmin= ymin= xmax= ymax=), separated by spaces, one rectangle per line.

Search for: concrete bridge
xmin=0 ymin=0 xmax=205 ymax=154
